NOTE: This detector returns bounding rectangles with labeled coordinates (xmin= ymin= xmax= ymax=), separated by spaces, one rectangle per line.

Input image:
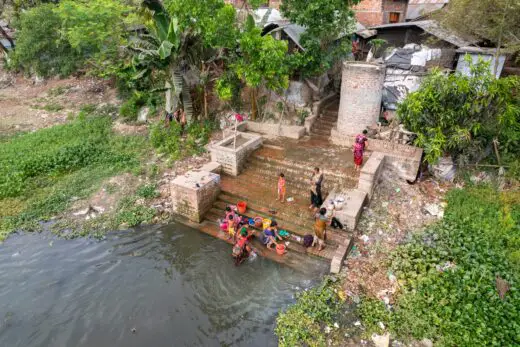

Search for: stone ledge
xmin=330 ymin=237 xmax=352 ymax=274
xmin=198 ymin=162 xmax=221 ymax=174
xmin=323 ymin=189 xmax=367 ymax=231
xmin=358 ymin=152 xmax=385 ymax=199
xmin=246 ymin=121 xmax=306 ymax=139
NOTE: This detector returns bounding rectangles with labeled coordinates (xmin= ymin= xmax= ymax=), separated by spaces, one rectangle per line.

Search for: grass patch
xmin=42 ymin=102 xmax=64 ymax=112
xmin=358 ymin=184 xmax=520 ymax=346
xmin=136 ymin=183 xmax=159 ymax=199
xmin=0 ymin=114 xmax=151 ymax=241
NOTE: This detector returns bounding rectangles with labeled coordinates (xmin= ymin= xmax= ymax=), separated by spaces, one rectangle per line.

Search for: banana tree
xmin=132 ymin=0 xmax=200 ymax=122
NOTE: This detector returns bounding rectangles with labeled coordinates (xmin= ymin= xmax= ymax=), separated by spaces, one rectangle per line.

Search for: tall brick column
xmin=332 ymin=62 xmax=385 ymax=138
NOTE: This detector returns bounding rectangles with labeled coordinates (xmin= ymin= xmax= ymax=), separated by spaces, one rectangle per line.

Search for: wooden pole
xmin=233 ymin=118 xmax=238 ymax=149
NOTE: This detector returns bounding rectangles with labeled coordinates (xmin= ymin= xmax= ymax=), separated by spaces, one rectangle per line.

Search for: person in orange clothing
xmin=277 ymin=173 xmax=286 ymax=203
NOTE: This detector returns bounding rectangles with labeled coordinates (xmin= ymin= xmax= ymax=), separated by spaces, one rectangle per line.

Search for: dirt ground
xmin=0 ymin=69 xmax=118 ymax=134
xmin=342 ymin=169 xmax=452 ymax=304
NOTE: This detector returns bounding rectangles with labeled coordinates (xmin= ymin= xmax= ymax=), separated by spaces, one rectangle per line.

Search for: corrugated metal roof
xmin=282 ymin=24 xmax=306 ymax=50
xmin=370 ymin=20 xmax=475 ymax=48
xmin=406 ymin=3 xmax=446 ymax=20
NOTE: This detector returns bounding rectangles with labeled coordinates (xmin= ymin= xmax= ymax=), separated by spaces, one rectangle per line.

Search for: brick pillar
xmin=170 ymin=170 xmax=221 ymax=223
xmin=333 ymin=62 xmax=385 ymax=138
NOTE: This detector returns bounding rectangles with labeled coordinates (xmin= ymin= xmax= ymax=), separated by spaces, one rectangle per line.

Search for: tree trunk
xmin=493 ymin=0 xmax=510 ymax=77
xmin=250 ymin=87 xmax=257 ymax=121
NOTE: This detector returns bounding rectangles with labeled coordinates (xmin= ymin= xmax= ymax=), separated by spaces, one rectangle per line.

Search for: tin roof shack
xmin=456 ymin=47 xmax=507 ymax=78
xmin=382 ymin=44 xmax=443 ymax=112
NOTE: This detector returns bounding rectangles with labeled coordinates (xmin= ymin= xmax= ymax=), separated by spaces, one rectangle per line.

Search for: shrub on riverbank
xmin=275 ymin=277 xmax=346 ymax=346
xmin=150 ymin=120 xmax=213 ymax=160
xmin=0 ymin=115 xmax=150 ymax=240
xmin=358 ymin=184 xmax=520 ymax=346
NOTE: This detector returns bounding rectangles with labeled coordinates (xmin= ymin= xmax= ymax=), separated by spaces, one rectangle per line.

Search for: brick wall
xmin=333 ymin=62 xmax=385 ymax=137
xmin=354 ymin=0 xmax=408 ymax=26
xmin=382 ymin=0 xmax=408 ymax=23
xmin=354 ymin=0 xmax=383 ymax=26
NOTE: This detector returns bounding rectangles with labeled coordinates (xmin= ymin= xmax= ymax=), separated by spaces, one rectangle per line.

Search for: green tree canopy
xmin=280 ymin=0 xmax=360 ymax=76
xmin=398 ymin=59 xmax=520 ymax=165
xmin=440 ymin=0 xmax=520 ymax=64
xmin=10 ymin=0 xmax=136 ymax=77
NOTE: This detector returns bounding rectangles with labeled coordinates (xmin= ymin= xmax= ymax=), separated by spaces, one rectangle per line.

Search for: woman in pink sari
xmin=353 ymin=130 xmax=368 ymax=171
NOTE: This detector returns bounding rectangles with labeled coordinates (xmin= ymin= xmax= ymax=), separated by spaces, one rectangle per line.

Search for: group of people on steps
xmin=228 ymin=130 xmax=369 ymax=263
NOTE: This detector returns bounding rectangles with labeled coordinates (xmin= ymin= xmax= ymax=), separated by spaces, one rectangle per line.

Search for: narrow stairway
xmin=310 ymin=96 xmax=339 ymax=138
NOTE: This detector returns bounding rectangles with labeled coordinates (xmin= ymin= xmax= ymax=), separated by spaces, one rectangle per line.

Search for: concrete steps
xmin=193 ymin=220 xmax=329 ymax=272
xmin=247 ymin=156 xmax=357 ymax=190
xmin=310 ymin=107 xmax=338 ymax=137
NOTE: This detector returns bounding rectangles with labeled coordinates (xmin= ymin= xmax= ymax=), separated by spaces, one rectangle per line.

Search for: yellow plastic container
xmin=262 ymin=218 xmax=272 ymax=230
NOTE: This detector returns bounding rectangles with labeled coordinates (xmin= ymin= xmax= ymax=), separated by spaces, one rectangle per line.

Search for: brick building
xmin=354 ymin=0 xmax=409 ymax=27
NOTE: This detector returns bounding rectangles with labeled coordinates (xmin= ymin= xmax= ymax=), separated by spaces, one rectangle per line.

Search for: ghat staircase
xmin=202 ymin=142 xmax=359 ymax=271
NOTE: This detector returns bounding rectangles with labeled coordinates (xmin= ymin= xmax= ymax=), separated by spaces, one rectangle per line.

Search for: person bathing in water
xmin=232 ymin=227 xmax=253 ymax=265
xmin=277 ymin=173 xmax=286 ymax=203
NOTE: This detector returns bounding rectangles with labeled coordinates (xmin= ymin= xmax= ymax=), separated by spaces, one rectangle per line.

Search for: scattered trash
xmin=423 ymin=203 xmax=444 ymax=218
xmin=12 ymin=252 xmax=20 ymax=257
xmin=470 ymin=171 xmax=491 ymax=184
xmin=395 ymin=188 xmax=401 ymax=193
xmin=286 ymin=197 xmax=294 ymax=202
xmin=381 ymin=201 xmax=389 ymax=208
xmin=324 ymin=326 xmax=332 ymax=334
xmin=49 ymin=241 xmax=53 ymax=247
xmin=496 ymin=275 xmax=510 ymax=300
xmin=371 ymin=333 xmax=390 ymax=347
xmin=436 ymin=261 xmax=456 ymax=272
xmin=360 ymin=235 xmax=370 ymax=243
xmin=378 ymin=322 xmax=385 ymax=330
xmin=73 ymin=208 xmax=90 ymax=216
xmin=131 ymin=328 xmax=136 ymax=333
xmin=333 ymin=322 xmax=340 ymax=329
xmin=354 ymin=321 xmax=362 ymax=327
xmin=431 ymin=156 xmax=456 ymax=181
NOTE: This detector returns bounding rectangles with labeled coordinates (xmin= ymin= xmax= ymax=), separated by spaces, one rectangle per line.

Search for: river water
xmin=0 ymin=223 xmax=327 ymax=347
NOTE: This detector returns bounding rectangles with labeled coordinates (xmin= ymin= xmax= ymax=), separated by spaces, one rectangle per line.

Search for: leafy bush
xmin=119 ymin=91 xmax=163 ymax=121
xmin=358 ymin=185 xmax=520 ymax=346
xmin=9 ymin=0 xmax=135 ymax=78
xmin=276 ymin=277 xmax=345 ymax=347
xmin=150 ymin=120 xmax=212 ymax=160
xmin=9 ymin=4 xmax=81 ymax=76
xmin=398 ymin=59 xmax=520 ymax=165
